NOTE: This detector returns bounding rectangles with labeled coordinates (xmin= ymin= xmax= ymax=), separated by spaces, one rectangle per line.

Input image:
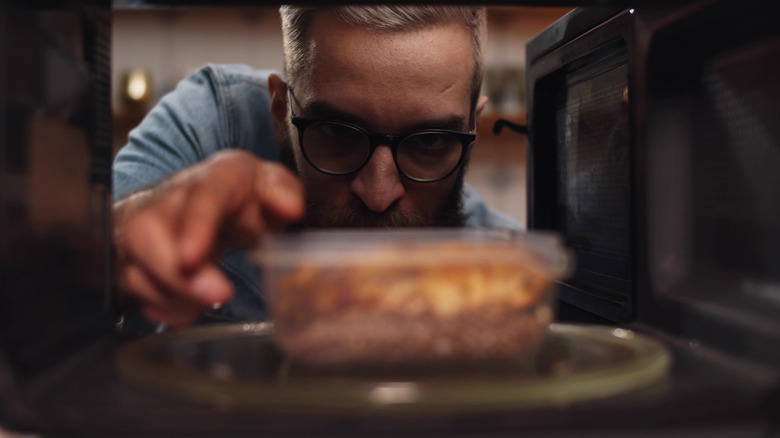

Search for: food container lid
xmin=254 ymin=228 xmax=571 ymax=279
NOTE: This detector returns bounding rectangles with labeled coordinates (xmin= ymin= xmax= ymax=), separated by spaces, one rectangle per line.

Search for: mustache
xmin=305 ymin=198 xmax=427 ymax=229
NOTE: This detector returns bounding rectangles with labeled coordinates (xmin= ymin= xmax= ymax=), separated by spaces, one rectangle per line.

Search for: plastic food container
xmin=255 ymin=229 xmax=570 ymax=366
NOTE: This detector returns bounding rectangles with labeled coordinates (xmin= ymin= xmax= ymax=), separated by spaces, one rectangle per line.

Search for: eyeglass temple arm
xmin=492 ymin=118 xmax=528 ymax=136
xmin=286 ymin=86 xmax=294 ymax=115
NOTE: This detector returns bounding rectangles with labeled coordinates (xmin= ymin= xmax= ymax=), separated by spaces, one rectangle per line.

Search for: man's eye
xmin=404 ymin=134 xmax=452 ymax=154
xmin=317 ymin=123 xmax=356 ymax=139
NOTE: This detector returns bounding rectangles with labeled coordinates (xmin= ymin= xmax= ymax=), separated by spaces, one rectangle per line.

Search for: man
xmin=113 ymin=6 xmax=519 ymax=330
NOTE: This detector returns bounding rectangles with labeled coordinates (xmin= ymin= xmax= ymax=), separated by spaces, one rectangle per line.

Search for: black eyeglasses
xmin=287 ymin=87 xmax=476 ymax=183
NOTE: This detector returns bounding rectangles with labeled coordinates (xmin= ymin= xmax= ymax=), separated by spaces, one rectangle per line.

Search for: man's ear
xmin=474 ymin=95 xmax=489 ymax=132
xmin=476 ymin=95 xmax=489 ymax=118
xmin=268 ymin=74 xmax=288 ymax=144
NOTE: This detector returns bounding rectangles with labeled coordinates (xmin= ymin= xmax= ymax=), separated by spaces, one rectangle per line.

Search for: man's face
xmin=279 ymin=11 xmax=479 ymax=228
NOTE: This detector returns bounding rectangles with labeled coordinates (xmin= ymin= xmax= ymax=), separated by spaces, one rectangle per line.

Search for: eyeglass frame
xmin=286 ymin=86 xmax=477 ymax=183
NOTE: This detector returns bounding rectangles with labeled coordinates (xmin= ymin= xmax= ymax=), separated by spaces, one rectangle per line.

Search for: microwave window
xmin=647 ymin=20 xmax=780 ymax=318
xmin=555 ymin=55 xmax=631 ymax=296
xmin=693 ymin=39 xmax=780 ymax=288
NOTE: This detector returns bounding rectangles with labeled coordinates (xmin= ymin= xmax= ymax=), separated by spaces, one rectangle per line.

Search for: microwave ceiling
xmin=112 ymin=0 xmax=687 ymax=9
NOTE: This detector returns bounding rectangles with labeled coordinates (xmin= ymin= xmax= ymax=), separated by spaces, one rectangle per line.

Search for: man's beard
xmin=278 ymin=126 xmax=466 ymax=229
xmin=304 ymin=179 xmax=465 ymax=228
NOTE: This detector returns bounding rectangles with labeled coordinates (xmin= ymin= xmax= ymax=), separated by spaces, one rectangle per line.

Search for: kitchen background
xmin=112 ymin=7 xmax=573 ymax=227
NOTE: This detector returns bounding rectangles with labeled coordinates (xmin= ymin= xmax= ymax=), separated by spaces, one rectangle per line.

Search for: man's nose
xmin=350 ymin=145 xmax=405 ymax=213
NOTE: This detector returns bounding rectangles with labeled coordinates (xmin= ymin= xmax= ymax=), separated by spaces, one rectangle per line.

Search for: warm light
xmin=126 ymin=71 xmax=148 ymax=101
xmin=612 ymin=328 xmax=635 ymax=339
xmin=121 ymin=68 xmax=151 ymax=109
xmin=370 ymin=382 xmax=420 ymax=405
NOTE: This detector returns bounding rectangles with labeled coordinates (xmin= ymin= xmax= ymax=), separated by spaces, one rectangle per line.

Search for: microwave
xmin=1 ymin=0 xmax=778 ymax=436
xmin=524 ymin=2 xmax=779 ymax=367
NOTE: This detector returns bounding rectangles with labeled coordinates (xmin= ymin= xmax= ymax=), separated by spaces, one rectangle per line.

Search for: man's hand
xmin=114 ymin=150 xmax=304 ymax=327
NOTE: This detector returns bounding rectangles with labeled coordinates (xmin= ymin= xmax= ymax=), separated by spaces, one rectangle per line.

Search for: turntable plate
xmin=116 ymin=323 xmax=671 ymax=412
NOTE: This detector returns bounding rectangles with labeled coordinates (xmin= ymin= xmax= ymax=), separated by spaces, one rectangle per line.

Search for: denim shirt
xmin=113 ymin=64 xmax=520 ymax=328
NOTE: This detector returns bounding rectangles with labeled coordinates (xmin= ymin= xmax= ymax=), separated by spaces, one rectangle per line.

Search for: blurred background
xmin=111 ymin=6 xmax=573 ymax=227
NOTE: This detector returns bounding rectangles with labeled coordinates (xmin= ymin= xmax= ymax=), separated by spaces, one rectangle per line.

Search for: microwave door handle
xmin=492 ymin=118 xmax=528 ymax=136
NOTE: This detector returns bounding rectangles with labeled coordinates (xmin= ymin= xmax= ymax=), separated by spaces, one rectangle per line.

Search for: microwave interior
xmin=1 ymin=0 xmax=779 ymax=436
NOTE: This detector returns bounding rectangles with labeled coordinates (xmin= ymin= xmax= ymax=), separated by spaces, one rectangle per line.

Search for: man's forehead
xmin=291 ymin=9 xmax=476 ymax=134
xmin=303 ymin=14 xmax=474 ymax=97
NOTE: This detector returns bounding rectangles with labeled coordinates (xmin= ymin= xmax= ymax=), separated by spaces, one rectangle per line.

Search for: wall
xmin=112 ymin=8 xmax=284 ymax=110
xmin=112 ymin=7 xmax=571 ymax=227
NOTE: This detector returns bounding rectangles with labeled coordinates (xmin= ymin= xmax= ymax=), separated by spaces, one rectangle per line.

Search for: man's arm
xmin=112 ymin=65 xmax=298 ymax=327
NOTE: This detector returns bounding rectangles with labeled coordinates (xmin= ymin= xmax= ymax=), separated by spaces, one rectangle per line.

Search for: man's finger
xmin=123 ymin=261 xmax=230 ymax=324
xmin=121 ymin=262 xmax=167 ymax=307
xmin=178 ymin=154 xmax=304 ymax=268
xmin=177 ymin=182 xmax=232 ymax=269
xmin=123 ymin=208 xmax=189 ymax=294
xmin=255 ymin=160 xmax=306 ymax=222
xmin=186 ymin=264 xmax=234 ymax=307
xmin=177 ymin=153 xmax=255 ymax=267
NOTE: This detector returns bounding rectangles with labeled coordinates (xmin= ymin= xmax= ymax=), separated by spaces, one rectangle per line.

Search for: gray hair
xmin=279 ymin=5 xmax=487 ymax=107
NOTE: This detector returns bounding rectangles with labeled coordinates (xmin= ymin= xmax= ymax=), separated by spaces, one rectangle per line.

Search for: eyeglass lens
xmin=396 ymin=131 xmax=463 ymax=181
xmin=301 ymin=121 xmax=463 ymax=181
xmin=302 ymin=122 xmax=371 ymax=174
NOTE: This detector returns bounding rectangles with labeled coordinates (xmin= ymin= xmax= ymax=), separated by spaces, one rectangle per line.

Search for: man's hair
xmin=279 ymin=5 xmax=487 ymax=108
